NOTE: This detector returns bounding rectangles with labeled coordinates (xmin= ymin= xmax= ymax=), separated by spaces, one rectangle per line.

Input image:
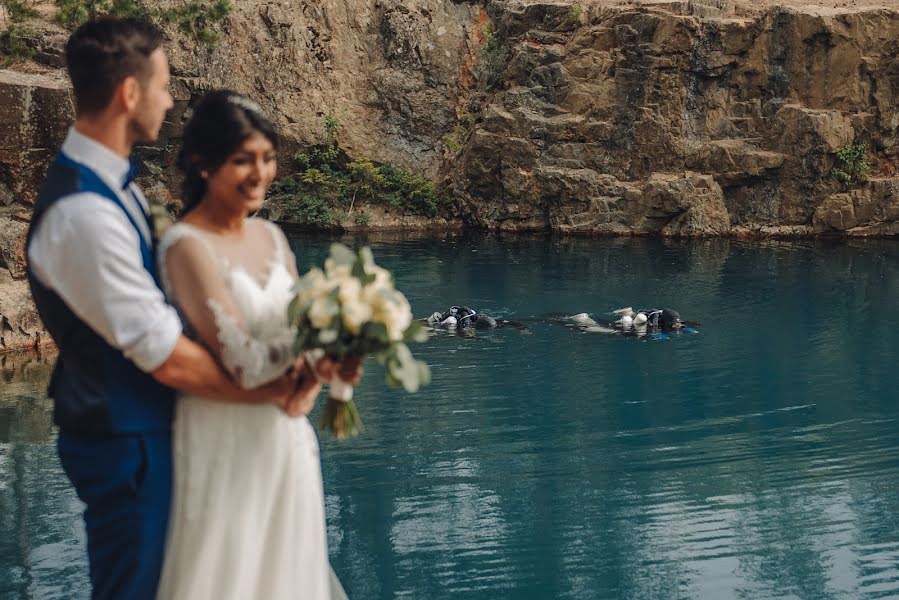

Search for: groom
xmin=26 ymin=18 xmax=320 ymax=599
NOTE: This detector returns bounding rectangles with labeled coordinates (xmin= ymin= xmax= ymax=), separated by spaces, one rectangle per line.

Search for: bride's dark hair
xmin=177 ymin=90 xmax=279 ymax=214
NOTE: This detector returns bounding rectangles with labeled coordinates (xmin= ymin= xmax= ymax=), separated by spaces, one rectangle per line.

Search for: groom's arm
xmin=152 ymin=336 xmax=302 ymax=406
xmin=29 ymin=195 xmax=299 ymax=408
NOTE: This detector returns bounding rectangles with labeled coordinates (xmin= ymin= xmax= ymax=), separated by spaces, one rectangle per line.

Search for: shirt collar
xmin=60 ymin=126 xmax=133 ymax=189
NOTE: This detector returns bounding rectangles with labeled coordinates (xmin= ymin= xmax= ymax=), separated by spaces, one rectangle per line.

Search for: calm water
xmin=2 ymin=234 xmax=899 ymax=599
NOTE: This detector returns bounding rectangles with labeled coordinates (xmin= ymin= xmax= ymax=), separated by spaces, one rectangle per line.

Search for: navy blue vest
xmin=26 ymin=152 xmax=175 ymax=434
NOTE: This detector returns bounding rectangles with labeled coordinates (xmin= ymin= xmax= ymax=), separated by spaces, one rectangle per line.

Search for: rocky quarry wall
xmin=453 ymin=1 xmax=898 ymax=236
xmin=0 ymin=0 xmax=897 ymax=352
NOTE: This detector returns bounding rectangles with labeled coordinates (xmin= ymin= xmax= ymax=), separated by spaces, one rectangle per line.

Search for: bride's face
xmin=207 ymin=131 xmax=277 ymax=214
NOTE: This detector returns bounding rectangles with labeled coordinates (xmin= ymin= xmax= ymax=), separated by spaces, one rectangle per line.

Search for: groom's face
xmin=130 ymin=48 xmax=174 ymax=143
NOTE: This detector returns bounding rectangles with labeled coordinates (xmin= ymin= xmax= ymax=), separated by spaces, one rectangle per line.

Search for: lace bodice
xmin=158 ymin=218 xmax=298 ymax=388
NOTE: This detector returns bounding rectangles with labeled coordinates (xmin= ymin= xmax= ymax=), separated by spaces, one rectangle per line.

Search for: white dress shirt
xmin=28 ymin=127 xmax=183 ymax=373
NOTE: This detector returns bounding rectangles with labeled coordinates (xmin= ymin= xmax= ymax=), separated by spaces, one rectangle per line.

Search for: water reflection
xmin=1 ymin=351 xmax=89 ymax=599
xmin=3 ymin=236 xmax=899 ymax=599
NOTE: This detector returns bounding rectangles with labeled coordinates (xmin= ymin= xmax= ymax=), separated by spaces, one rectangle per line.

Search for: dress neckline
xmin=167 ymin=219 xmax=284 ymax=289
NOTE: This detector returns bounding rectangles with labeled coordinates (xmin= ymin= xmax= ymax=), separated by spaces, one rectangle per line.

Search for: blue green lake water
xmin=3 ymin=234 xmax=899 ymax=599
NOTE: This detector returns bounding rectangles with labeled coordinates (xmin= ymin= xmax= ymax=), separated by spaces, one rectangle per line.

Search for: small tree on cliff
xmin=831 ymin=143 xmax=871 ymax=187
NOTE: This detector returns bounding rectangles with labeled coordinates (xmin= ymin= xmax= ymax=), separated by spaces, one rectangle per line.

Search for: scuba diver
xmin=425 ymin=306 xmax=528 ymax=333
xmin=566 ymin=307 xmax=698 ymax=339
xmin=612 ymin=307 xmax=686 ymax=331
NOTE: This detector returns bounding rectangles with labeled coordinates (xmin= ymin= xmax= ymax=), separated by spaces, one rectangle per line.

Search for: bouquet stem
xmin=306 ymin=351 xmax=363 ymax=439
xmin=320 ymin=393 xmax=363 ymax=440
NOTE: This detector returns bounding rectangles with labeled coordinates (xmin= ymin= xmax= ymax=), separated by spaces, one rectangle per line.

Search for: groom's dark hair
xmin=65 ymin=18 xmax=164 ymax=116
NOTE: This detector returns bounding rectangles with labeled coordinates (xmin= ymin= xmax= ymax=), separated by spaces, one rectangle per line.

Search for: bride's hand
xmin=282 ymin=358 xmax=323 ymax=417
xmin=337 ymin=355 xmax=364 ymax=385
xmin=312 ymin=355 xmax=364 ymax=386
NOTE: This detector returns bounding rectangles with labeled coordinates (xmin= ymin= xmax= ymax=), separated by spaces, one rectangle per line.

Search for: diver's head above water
xmin=614 ymin=307 xmax=685 ymax=331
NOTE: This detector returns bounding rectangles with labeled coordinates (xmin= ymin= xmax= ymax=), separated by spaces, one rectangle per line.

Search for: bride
xmin=155 ymin=90 xmax=355 ymax=599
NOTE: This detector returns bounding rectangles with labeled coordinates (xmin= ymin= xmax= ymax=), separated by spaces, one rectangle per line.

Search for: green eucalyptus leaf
xmin=329 ymin=243 xmax=357 ymax=267
xmin=287 ymin=296 xmax=302 ymax=325
xmin=363 ymin=322 xmax=390 ymax=344
xmin=403 ymin=320 xmax=428 ymax=343
xmin=359 ymin=246 xmax=375 ymax=269
xmin=293 ymin=276 xmax=316 ymax=295
xmin=394 ymin=342 xmax=414 ymax=365
xmin=385 ymin=370 xmax=402 ymax=388
xmin=351 ymin=259 xmax=368 ymax=285
xmin=319 ymin=329 xmax=339 ymax=344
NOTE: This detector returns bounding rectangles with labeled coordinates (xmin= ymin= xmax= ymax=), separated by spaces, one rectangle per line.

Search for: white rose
xmin=341 ymin=298 xmax=373 ymax=335
xmin=295 ymin=268 xmax=331 ymax=306
xmin=372 ymin=290 xmax=412 ymax=341
xmin=309 ymin=297 xmax=338 ymax=329
xmin=337 ymin=277 xmax=362 ymax=305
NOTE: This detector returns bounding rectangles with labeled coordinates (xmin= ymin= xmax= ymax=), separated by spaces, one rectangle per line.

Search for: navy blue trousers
xmin=58 ymin=432 xmax=172 ymax=600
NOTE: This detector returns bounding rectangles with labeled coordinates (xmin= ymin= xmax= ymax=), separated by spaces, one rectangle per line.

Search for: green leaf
xmin=351 ymin=258 xmax=368 ymax=286
xmin=329 ymin=243 xmax=357 ymax=267
xmin=358 ymin=246 xmax=375 ymax=269
xmin=362 ymin=322 xmax=390 ymax=344
xmin=293 ymin=275 xmax=316 ymax=295
xmin=403 ymin=320 xmax=429 ymax=343
xmin=386 ymin=370 xmax=402 ymax=388
xmin=394 ymin=342 xmax=414 ymax=365
xmin=293 ymin=328 xmax=311 ymax=355
xmin=287 ymin=295 xmax=303 ymax=325
xmin=319 ymin=329 xmax=339 ymax=344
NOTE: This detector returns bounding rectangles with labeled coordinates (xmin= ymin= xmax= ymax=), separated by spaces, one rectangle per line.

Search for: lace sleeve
xmin=159 ymin=226 xmax=295 ymax=389
xmin=259 ymin=218 xmax=298 ymax=277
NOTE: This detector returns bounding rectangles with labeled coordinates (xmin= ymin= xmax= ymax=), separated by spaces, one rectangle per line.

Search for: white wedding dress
xmin=155 ymin=218 xmax=346 ymax=600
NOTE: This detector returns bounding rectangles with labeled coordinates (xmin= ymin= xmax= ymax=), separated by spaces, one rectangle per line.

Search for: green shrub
xmin=442 ymin=110 xmax=475 ymax=153
xmin=1 ymin=0 xmax=40 ymax=65
xmin=55 ymin=0 xmax=148 ymax=29
xmin=568 ymin=4 xmax=583 ymax=23
xmin=4 ymin=0 xmax=38 ymax=21
xmin=353 ymin=212 xmax=371 ymax=226
xmin=0 ymin=23 xmax=36 ymax=65
xmin=346 ymin=157 xmax=386 ymax=210
xmin=475 ymin=24 xmax=507 ymax=90
xmin=161 ymin=0 xmax=231 ymax=47
xmin=288 ymin=194 xmax=337 ymax=227
xmin=380 ymin=164 xmax=441 ymax=217
xmin=53 ymin=0 xmax=231 ymax=46
xmin=270 ymin=116 xmax=444 ymax=226
xmin=832 ymin=143 xmax=870 ymax=186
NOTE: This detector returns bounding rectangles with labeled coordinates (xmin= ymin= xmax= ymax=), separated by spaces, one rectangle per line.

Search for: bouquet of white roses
xmin=288 ymin=243 xmax=430 ymax=439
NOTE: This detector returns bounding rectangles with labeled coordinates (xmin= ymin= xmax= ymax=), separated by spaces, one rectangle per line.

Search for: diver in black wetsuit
xmin=617 ymin=307 xmax=685 ymax=331
xmin=425 ymin=306 xmax=527 ymax=332
xmin=566 ymin=307 xmax=696 ymax=338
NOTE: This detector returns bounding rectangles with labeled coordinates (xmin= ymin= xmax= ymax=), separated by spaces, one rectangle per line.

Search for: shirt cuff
xmin=125 ymin=310 xmax=183 ymax=373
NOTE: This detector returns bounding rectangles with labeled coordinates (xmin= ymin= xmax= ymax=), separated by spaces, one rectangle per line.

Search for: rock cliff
xmin=0 ymin=0 xmax=897 ymax=352
xmin=451 ymin=0 xmax=899 ymax=235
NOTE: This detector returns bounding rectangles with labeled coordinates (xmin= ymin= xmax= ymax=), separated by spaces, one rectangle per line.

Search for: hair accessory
xmin=227 ymin=95 xmax=266 ymax=118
